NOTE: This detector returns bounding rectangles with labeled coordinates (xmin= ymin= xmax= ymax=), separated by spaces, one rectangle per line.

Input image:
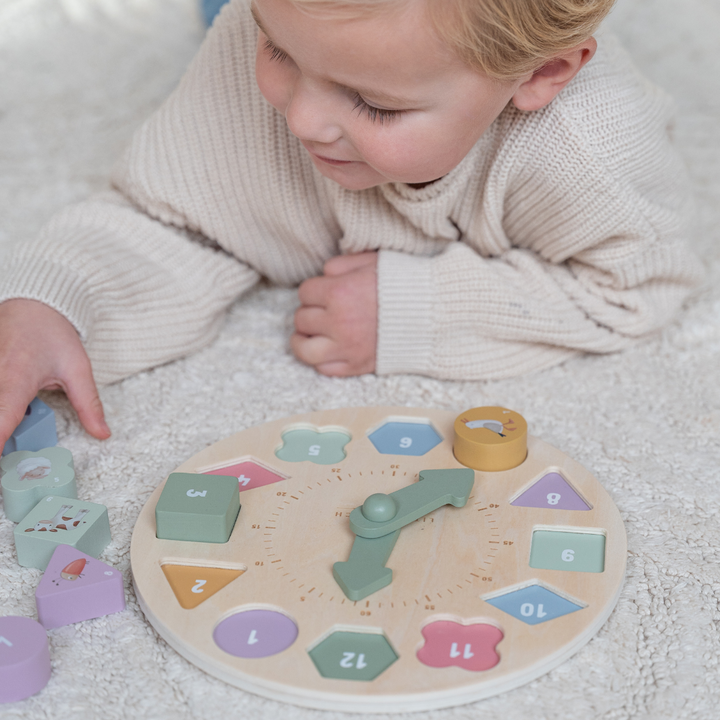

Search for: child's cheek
xmin=255 ymin=54 xmax=289 ymax=115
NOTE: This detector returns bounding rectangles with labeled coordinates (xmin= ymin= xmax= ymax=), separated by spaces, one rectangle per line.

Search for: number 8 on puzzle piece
xmin=1 ymin=447 xmax=77 ymax=522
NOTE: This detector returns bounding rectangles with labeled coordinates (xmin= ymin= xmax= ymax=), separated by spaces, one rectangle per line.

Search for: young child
xmin=0 ymin=0 xmax=703 ymax=448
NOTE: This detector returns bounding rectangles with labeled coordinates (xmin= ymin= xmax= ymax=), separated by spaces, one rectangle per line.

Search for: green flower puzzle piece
xmin=1 ymin=447 xmax=77 ymax=522
xmin=14 ymin=495 xmax=111 ymax=570
xmin=275 ymin=428 xmax=350 ymax=465
xmin=333 ymin=468 xmax=475 ymax=600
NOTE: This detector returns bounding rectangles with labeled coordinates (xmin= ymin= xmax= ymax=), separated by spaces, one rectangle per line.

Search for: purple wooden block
xmin=511 ymin=472 xmax=591 ymax=511
xmin=0 ymin=616 xmax=51 ymax=703
xmin=35 ymin=545 xmax=125 ymax=630
xmin=214 ymin=609 xmax=298 ymax=658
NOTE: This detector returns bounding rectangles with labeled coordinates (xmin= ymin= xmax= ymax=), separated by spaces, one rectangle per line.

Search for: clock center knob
xmin=361 ymin=493 xmax=398 ymax=523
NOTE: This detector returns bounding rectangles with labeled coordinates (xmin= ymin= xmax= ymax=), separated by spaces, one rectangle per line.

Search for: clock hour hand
xmin=349 ymin=468 xmax=475 ymax=539
xmin=333 ymin=469 xmax=474 ymax=601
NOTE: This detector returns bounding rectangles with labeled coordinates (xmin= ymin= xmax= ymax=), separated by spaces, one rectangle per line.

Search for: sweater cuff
xmin=376 ymin=250 xmax=435 ymax=375
xmin=0 ymin=256 xmax=95 ymax=341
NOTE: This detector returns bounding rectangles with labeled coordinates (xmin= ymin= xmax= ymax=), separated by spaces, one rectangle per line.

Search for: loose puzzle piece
xmin=453 ymin=406 xmax=527 ymax=472
xmin=417 ymin=621 xmax=503 ymax=671
xmin=349 ymin=468 xmax=475 ymax=538
xmin=214 ymin=610 xmax=298 ymax=658
xmin=14 ymin=495 xmax=111 ymax=570
xmin=155 ymin=473 xmax=240 ymax=543
xmin=203 ymin=460 xmax=286 ymax=492
xmin=35 ymin=545 xmax=125 ymax=629
xmin=162 ymin=564 xmax=245 ymax=609
xmin=275 ymin=428 xmax=350 ymax=465
xmin=308 ymin=631 xmax=398 ymax=681
xmin=511 ymin=472 xmax=591 ymax=511
xmin=2 ymin=397 xmax=57 ymax=456
xmin=484 ymin=584 xmax=584 ymax=625
xmin=367 ymin=421 xmax=442 ymax=456
xmin=0 ymin=616 xmax=52 ymax=704
xmin=0 ymin=447 xmax=76 ymax=522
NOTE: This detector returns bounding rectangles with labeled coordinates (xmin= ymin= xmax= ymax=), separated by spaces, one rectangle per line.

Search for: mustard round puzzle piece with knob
xmin=131 ymin=406 xmax=626 ymax=713
xmin=453 ymin=406 xmax=528 ymax=472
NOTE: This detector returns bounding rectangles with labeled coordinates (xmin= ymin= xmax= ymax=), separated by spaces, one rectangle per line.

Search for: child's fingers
xmin=323 ymin=252 xmax=378 ymax=277
xmin=0 ymin=383 xmax=40 ymax=452
xmin=60 ymin=362 xmax=111 ymax=440
xmin=290 ymin=332 xmax=339 ymax=368
xmin=293 ymin=306 xmax=327 ymax=337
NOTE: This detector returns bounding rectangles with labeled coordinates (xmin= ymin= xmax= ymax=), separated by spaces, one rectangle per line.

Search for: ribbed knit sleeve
xmin=375 ymin=37 xmax=704 ymax=379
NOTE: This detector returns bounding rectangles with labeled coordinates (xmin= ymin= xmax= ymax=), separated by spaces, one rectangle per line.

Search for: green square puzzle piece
xmin=155 ymin=473 xmax=241 ymax=543
xmin=529 ymin=529 xmax=606 ymax=573
xmin=14 ymin=495 xmax=111 ymax=570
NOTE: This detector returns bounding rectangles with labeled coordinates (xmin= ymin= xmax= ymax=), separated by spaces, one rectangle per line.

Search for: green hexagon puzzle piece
xmin=275 ymin=429 xmax=350 ymax=465
xmin=308 ymin=631 xmax=398 ymax=681
xmin=1 ymin=447 xmax=77 ymax=522
xmin=155 ymin=473 xmax=241 ymax=543
xmin=14 ymin=495 xmax=111 ymax=570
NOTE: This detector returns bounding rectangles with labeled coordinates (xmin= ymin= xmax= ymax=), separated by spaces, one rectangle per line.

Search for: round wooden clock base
xmin=131 ymin=406 xmax=626 ymax=712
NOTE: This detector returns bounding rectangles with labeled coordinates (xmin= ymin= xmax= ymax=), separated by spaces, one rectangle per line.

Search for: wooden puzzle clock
xmin=130 ymin=406 xmax=626 ymax=712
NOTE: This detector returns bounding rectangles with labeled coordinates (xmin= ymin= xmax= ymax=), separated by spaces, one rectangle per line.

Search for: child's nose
xmin=284 ymin=82 xmax=342 ymax=145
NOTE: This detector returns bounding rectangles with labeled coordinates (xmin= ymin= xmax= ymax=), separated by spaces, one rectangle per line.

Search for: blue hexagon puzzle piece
xmin=2 ymin=398 xmax=57 ymax=456
xmin=485 ymin=584 xmax=584 ymax=625
xmin=368 ymin=422 xmax=442 ymax=456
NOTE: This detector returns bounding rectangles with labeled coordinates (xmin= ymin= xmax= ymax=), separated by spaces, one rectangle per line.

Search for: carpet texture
xmin=0 ymin=0 xmax=718 ymax=718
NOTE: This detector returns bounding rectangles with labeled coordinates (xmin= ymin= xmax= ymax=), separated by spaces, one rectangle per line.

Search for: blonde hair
xmin=289 ymin=0 xmax=617 ymax=80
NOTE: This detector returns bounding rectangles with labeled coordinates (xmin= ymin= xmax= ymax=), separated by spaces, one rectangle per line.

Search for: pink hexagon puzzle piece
xmin=35 ymin=545 xmax=125 ymax=629
xmin=417 ymin=620 xmax=503 ymax=671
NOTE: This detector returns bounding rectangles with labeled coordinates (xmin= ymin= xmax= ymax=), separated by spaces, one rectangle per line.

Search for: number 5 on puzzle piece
xmin=1 ymin=447 xmax=76 ymax=522
xmin=14 ymin=496 xmax=111 ymax=570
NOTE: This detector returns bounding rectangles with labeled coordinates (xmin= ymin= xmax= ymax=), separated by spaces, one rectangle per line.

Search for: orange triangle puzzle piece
xmin=161 ymin=564 xmax=244 ymax=609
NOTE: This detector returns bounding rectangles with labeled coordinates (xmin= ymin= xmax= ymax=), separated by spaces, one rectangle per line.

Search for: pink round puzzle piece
xmin=417 ymin=620 xmax=503 ymax=672
xmin=0 ymin=616 xmax=51 ymax=703
xmin=213 ymin=610 xmax=298 ymax=658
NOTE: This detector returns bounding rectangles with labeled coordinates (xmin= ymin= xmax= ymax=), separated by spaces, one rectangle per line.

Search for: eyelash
xmin=263 ymin=38 xmax=402 ymax=124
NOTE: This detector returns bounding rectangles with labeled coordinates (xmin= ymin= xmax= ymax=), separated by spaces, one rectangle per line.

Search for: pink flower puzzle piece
xmin=0 ymin=616 xmax=51 ymax=703
xmin=35 ymin=545 xmax=125 ymax=630
xmin=417 ymin=620 xmax=503 ymax=672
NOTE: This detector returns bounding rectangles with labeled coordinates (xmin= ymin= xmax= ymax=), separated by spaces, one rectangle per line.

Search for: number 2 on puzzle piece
xmin=1 ymin=447 xmax=76 ymax=522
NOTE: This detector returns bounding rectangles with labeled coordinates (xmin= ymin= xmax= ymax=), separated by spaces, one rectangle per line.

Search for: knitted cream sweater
xmin=0 ymin=0 xmax=704 ymax=385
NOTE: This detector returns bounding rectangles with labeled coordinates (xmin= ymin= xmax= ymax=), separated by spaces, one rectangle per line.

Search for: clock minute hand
xmin=349 ymin=468 xmax=475 ymax=539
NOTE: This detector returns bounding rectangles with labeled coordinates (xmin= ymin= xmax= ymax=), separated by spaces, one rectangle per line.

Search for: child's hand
xmin=292 ymin=252 xmax=378 ymax=376
xmin=0 ymin=299 xmax=111 ymax=448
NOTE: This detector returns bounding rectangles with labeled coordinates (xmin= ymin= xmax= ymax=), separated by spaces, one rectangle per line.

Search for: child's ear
xmin=511 ymin=38 xmax=597 ymax=112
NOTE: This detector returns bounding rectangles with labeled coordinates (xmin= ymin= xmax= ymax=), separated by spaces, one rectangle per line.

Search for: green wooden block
xmin=155 ymin=473 xmax=240 ymax=543
xmin=309 ymin=631 xmax=398 ymax=681
xmin=529 ymin=530 xmax=606 ymax=573
xmin=1 ymin=447 xmax=77 ymax=522
xmin=349 ymin=468 xmax=474 ymax=539
xmin=14 ymin=495 xmax=111 ymax=570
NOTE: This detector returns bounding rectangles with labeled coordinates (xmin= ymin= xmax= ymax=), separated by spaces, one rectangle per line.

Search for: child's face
xmin=252 ymin=0 xmax=523 ymax=190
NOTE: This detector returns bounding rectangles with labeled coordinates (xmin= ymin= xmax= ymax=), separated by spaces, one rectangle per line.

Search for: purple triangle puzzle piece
xmin=35 ymin=545 xmax=125 ymax=629
xmin=511 ymin=472 xmax=590 ymax=511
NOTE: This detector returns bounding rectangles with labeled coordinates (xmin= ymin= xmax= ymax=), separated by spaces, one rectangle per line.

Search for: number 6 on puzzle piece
xmin=1 ymin=447 xmax=76 ymax=522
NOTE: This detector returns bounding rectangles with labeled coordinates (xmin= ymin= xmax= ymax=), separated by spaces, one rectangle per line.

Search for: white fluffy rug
xmin=1 ymin=1 xmax=719 ymax=718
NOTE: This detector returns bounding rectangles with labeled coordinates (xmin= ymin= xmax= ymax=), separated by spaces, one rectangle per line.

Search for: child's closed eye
xmin=263 ymin=37 xmax=403 ymax=125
